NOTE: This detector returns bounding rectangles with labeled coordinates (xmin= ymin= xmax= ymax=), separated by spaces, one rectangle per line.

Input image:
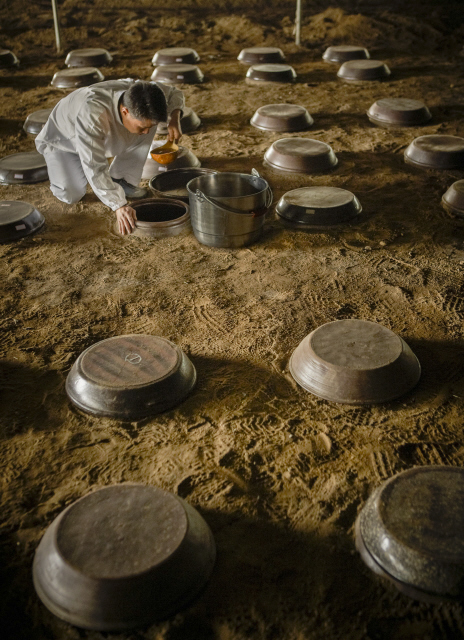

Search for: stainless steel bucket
xmin=187 ymin=169 xmax=272 ymax=247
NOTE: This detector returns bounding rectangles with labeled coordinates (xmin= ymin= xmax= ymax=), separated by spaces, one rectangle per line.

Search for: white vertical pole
xmin=295 ymin=0 xmax=302 ymax=46
xmin=51 ymin=0 xmax=62 ymax=53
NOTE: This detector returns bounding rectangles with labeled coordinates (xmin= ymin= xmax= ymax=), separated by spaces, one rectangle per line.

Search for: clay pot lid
xmin=367 ymin=98 xmax=431 ymax=127
xmin=276 ymin=186 xmax=361 ymax=225
xmin=152 ymin=47 xmax=200 ymax=65
xmin=0 ymin=200 xmax=45 ymax=243
xmin=150 ymin=64 xmax=204 ymax=84
xmin=442 ymin=179 xmax=464 ymax=217
xmin=0 ymin=49 xmax=19 ymax=67
xmin=0 ymin=151 xmax=48 ymax=184
xmin=264 ymin=137 xmax=338 ymax=174
xmin=250 ymin=104 xmax=313 ymax=132
xmin=150 ymin=168 xmax=218 ymax=202
xmin=23 ymin=108 xmax=53 ymax=136
xmin=33 ymin=484 xmax=216 ymax=630
xmin=337 ymin=59 xmax=391 ymax=82
xmin=65 ymin=48 xmax=112 ymax=67
xmin=289 ymin=319 xmax=421 ymax=404
xmin=404 ymin=135 xmax=464 ymax=170
xmin=246 ymin=64 xmax=296 ymax=84
xmin=322 ymin=45 xmax=370 ymax=63
xmin=51 ymin=67 xmax=105 ymax=88
xmin=238 ymin=46 xmax=286 ymax=65
xmin=156 ymin=106 xmax=201 ymax=135
xmin=65 ymin=334 xmax=197 ymax=419
xmin=357 ymin=466 xmax=464 ymax=599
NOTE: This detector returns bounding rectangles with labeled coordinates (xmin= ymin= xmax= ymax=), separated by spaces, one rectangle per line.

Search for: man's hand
xmin=116 ymin=205 xmax=137 ymax=235
xmin=167 ymin=109 xmax=182 ymax=143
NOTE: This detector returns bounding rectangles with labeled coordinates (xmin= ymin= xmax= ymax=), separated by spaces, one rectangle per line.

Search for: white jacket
xmin=36 ymin=79 xmax=184 ymax=211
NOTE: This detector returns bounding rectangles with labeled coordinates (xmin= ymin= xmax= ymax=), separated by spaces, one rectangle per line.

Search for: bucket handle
xmin=195 ymin=169 xmax=273 ymax=217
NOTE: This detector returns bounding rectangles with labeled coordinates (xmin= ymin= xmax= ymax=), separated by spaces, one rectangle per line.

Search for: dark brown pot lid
xmin=65 ymin=48 xmax=112 ymax=67
xmin=66 ymin=334 xmax=196 ymax=419
xmin=0 ymin=49 xmax=19 ymax=67
xmin=23 ymin=108 xmax=53 ymax=136
xmin=355 ymin=516 xmax=456 ymax=603
xmin=367 ymin=98 xmax=431 ymax=127
xmin=150 ymin=168 xmax=218 ymax=202
xmin=132 ymin=198 xmax=191 ymax=238
xmin=250 ymin=104 xmax=313 ymax=132
xmin=152 ymin=47 xmax=200 ymax=65
xmin=150 ymin=64 xmax=204 ymax=84
xmin=0 ymin=151 xmax=48 ymax=184
xmin=404 ymin=135 xmax=464 ymax=170
xmin=0 ymin=201 xmax=45 ymax=242
xmin=322 ymin=45 xmax=370 ymax=63
xmin=51 ymin=66 xmax=105 ymax=88
xmin=276 ymin=186 xmax=361 ymax=225
xmin=357 ymin=466 xmax=464 ymax=599
xmin=246 ymin=64 xmax=296 ymax=84
xmin=142 ymin=145 xmax=201 ymax=179
xmin=33 ymin=484 xmax=216 ymax=631
xmin=337 ymin=59 xmax=391 ymax=82
xmin=237 ymin=46 xmax=285 ymax=65
xmin=442 ymin=179 xmax=464 ymax=217
xmin=156 ymin=106 xmax=201 ymax=135
xmin=264 ymin=137 xmax=338 ymax=174
xmin=289 ymin=319 xmax=421 ymax=404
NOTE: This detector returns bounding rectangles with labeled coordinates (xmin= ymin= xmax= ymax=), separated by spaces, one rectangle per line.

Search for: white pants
xmin=42 ymin=149 xmax=128 ymax=205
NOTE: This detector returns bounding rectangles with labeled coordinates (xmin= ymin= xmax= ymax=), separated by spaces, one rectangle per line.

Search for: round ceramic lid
xmin=375 ymin=98 xmax=426 ymax=113
xmin=327 ymin=45 xmax=367 ymax=54
xmin=344 ymin=59 xmax=385 ymax=70
xmin=25 ymin=108 xmax=53 ymax=125
xmin=249 ymin=63 xmax=293 ymax=74
xmin=52 ymin=67 xmax=105 ymax=86
xmin=79 ymin=335 xmax=181 ymax=389
xmin=66 ymin=47 xmax=110 ymax=59
xmin=56 ymin=67 xmax=100 ymax=77
xmin=310 ymin=319 xmax=402 ymax=370
xmin=376 ymin=467 xmax=464 ymax=563
xmin=0 ymin=151 xmax=46 ymax=171
xmin=283 ymin=186 xmax=354 ymax=209
xmin=271 ymin=137 xmax=332 ymax=159
xmin=155 ymin=64 xmax=197 ymax=73
xmin=0 ymin=201 xmax=35 ymax=224
xmin=56 ymin=485 xmax=188 ymax=579
xmin=338 ymin=59 xmax=389 ymax=80
xmin=155 ymin=47 xmax=197 ymax=58
xmin=256 ymin=104 xmax=307 ymax=119
xmin=243 ymin=47 xmax=282 ymax=55
xmin=412 ymin=135 xmax=464 ymax=155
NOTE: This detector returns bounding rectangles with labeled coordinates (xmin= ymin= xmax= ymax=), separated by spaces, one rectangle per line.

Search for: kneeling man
xmin=36 ymin=79 xmax=184 ymax=235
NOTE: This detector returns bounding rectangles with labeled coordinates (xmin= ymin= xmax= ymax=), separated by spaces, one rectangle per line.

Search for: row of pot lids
xmin=32 ymin=463 xmax=464 ymax=633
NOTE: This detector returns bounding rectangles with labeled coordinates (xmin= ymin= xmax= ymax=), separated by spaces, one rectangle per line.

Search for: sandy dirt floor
xmin=2 ymin=0 xmax=464 ymax=638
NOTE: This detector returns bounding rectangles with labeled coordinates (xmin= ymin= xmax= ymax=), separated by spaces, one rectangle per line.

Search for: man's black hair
xmin=122 ymin=81 xmax=167 ymax=123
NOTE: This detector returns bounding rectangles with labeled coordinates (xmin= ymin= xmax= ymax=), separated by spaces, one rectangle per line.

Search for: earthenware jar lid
xmin=33 ymin=484 xmax=216 ymax=630
xmin=150 ymin=64 xmax=204 ymax=84
xmin=152 ymin=47 xmax=200 ymax=65
xmin=65 ymin=48 xmax=112 ymax=67
xmin=246 ymin=64 xmax=296 ymax=83
xmin=442 ymin=179 xmax=464 ymax=217
xmin=289 ymin=319 xmax=421 ymax=404
xmin=404 ymin=135 xmax=464 ymax=170
xmin=0 ymin=201 xmax=45 ymax=242
xmin=23 ymin=108 xmax=53 ymax=136
xmin=276 ymin=186 xmax=361 ymax=225
xmin=337 ymin=59 xmax=391 ymax=82
xmin=250 ymin=104 xmax=313 ymax=132
xmin=264 ymin=137 xmax=338 ymax=174
xmin=238 ymin=46 xmax=285 ymax=65
xmin=367 ymin=98 xmax=431 ymax=127
xmin=51 ymin=67 xmax=105 ymax=88
xmin=322 ymin=45 xmax=370 ymax=63
xmin=0 ymin=151 xmax=48 ymax=184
